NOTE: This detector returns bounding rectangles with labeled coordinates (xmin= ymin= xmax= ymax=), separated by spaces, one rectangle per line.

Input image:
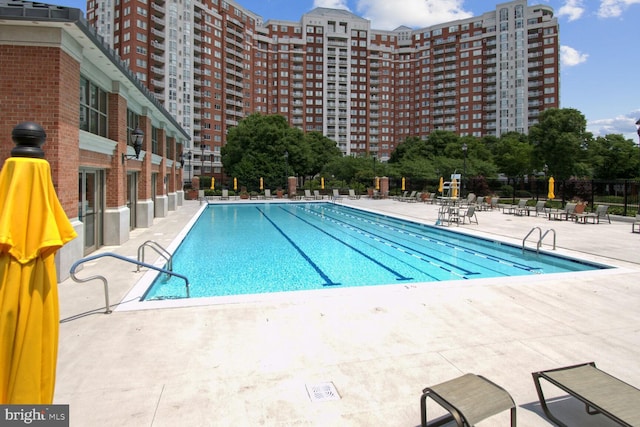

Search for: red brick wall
xmin=0 ymin=44 xmax=79 ymax=217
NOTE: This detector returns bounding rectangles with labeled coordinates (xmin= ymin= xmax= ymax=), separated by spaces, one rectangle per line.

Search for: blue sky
xmin=50 ymin=0 xmax=640 ymax=142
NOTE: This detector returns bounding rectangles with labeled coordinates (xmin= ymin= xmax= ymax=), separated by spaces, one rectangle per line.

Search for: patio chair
xmin=420 ymin=373 xmax=516 ymax=427
xmin=332 ymin=189 xmax=344 ymax=202
xmin=263 ymin=189 xmax=273 ymax=199
xmin=400 ymin=191 xmax=417 ymax=202
xmin=548 ymin=202 xmax=576 ymax=221
xmin=458 ymin=205 xmax=479 ymax=225
xmin=424 ymin=192 xmax=437 ymax=204
xmin=532 ymin=362 xmax=640 ymax=427
xmin=489 ymin=196 xmax=500 ymax=210
xmin=394 ymin=191 xmax=408 ymax=201
xmin=313 ymin=190 xmax=323 ymax=200
xmin=575 ymin=204 xmax=611 ymax=224
xmin=526 ymin=200 xmax=548 ymax=217
xmin=304 ymin=189 xmax=314 ymax=200
xmin=632 ymin=214 xmax=640 ymax=233
xmin=503 ymin=199 xmax=527 ymax=215
xmin=348 ymin=189 xmax=359 ymax=199
xmin=220 ymin=189 xmax=229 ymax=200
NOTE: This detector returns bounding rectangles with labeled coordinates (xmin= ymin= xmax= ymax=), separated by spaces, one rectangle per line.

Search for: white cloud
xmin=560 ymin=45 xmax=588 ymax=67
xmin=588 ymin=112 xmax=640 ymax=139
xmin=313 ymin=0 xmax=350 ymax=10
xmin=557 ymin=0 xmax=585 ymax=21
xmin=354 ymin=0 xmax=473 ymax=30
xmin=598 ymin=0 xmax=640 ymax=18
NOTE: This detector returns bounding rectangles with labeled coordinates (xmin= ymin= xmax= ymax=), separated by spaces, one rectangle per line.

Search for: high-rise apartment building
xmin=87 ymin=0 xmax=559 ymax=179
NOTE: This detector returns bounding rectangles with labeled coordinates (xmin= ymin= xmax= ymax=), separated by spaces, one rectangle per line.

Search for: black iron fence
xmin=334 ymin=177 xmax=639 ymax=217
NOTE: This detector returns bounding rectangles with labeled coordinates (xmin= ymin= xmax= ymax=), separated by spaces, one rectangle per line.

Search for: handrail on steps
xmin=522 ymin=227 xmax=557 ymax=255
xmin=137 ymin=240 xmax=172 ymax=273
xmin=69 ymin=253 xmax=190 ymax=314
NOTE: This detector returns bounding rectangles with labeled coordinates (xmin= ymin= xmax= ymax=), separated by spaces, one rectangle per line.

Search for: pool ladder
xmin=137 ymin=240 xmax=172 ymax=274
xmin=522 ymin=227 xmax=556 ymax=255
xmin=69 ymin=241 xmax=189 ymax=314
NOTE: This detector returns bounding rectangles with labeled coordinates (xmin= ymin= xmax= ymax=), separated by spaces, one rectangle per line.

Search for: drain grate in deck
xmin=305 ymin=382 xmax=341 ymax=402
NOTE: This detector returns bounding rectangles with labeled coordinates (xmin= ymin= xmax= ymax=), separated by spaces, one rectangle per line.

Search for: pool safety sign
xmin=1 ymin=405 xmax=68 ymax=426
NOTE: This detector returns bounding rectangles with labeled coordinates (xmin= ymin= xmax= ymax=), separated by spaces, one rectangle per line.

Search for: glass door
xmin=127 ymin=172 xmax=138 ymax=230
xmin=78 ymin=169 xmax=104 ymax=254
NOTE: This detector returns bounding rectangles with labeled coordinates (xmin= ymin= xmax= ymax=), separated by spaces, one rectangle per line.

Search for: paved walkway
xmin=55 ymin=198 xmax=640 ymax=426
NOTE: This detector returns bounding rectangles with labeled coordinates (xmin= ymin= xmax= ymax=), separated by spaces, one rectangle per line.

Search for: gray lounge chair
xmin=632 ymin=214 xmax=640 ymax=233
xmin=526 ymin=200 xmax=548 ymax=216
xmin=348 ymin=189 xmax=359 ymax=199
xmin=220 ymin=189 xmax=229 ymax=200
xmin=332 ymin=189 xmax=344 ymax=202
xmin=420 ymin=373 xmax=516 ymax=426
xmin=533 ymin=362 xmax=640 ymax=427
xmin=548 ymin=202 xmax=576 ymax=221
xmin=575 ymin=204 xmax=611 ymax=224
xmin=304 ymin=189 xmax=314 ymax=200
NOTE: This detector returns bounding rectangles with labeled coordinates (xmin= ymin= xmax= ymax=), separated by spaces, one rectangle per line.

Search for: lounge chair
xmin=526 ymin=200 xmax=548 ymax=217
xmin=263 ymin=189 xmax=273 ymax=199
xmin=502 ymin=199 xmax=527 ymax=215
xmin=461 ymin=192 xmax=476 ymax=207
xmin=220 ymin=189 xmax=229 ymax=200
xmin=332 ymin=189 xmax=344 ymax=202
xmin=348 ymin=189 xmax=359 ymax=199
xmin=548 ymin=202 xmax=576 ymax=221
xmin=394 ymin=191 xmax=408 ymax=201
xmin=575 ymin=204 xmax=611 ymax=224
xmin=458 ymin=205 xmax=478 ymax=225
xmin=489 ymin=196 xmax=500 ymax=210
xmin=313 ymin=190 xmax=323 ymax=200
xmin=533 ymin=362 xmax=640 ymax=427
xmin=424 ymin=192 xmax=437 ymax=204
xmin=304 ymin=189 xmax=314 ymax=200
xmin=632 ymin=214 xmax=640 ymax=233
xmin=400 ymin=191 xmax=417 ymax=202
xmin=420 ymin=373 xmax=516 ymax=427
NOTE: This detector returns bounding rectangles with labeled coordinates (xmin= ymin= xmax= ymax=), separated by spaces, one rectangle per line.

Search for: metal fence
xmin=340 ymin=177 xmax=640 ymax=217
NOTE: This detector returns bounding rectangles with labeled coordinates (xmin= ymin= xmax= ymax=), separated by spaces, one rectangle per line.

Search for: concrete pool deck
xmin=55 ymin=198 xmax=640 ymax=426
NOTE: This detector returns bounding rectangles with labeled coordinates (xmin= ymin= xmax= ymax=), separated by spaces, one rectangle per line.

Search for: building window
xmin=80 ymin=76 xmax=108 ymax=137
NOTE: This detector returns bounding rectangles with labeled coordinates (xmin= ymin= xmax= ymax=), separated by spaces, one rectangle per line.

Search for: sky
xmin=48 ymin=0 xmax=640 ymax=142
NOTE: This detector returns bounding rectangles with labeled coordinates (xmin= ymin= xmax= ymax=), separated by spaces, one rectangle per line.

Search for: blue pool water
xmin=142 ymin=202 xmax=607 ymax=300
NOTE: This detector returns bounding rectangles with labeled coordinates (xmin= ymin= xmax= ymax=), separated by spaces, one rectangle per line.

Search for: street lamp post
xmin=462 ymin=143 xmax=468 ymax=197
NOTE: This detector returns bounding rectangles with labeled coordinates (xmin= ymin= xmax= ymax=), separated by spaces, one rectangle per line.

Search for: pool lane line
xmin=320 ymin=205 xmax=539 ymax=273
xmin=279 ymin=206 xmax=415 ymax=282
xmin=255 ymin=207 xmax=341 ymax=287
xmin=297 ymin=205 xmax=477 ymax=277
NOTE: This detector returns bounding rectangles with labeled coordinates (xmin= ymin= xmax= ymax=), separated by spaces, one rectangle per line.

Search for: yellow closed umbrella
xmin=210 ymin=177 xmax=215 ymax=190
xmin=375 ymin=177 xmax=380 ymax=190
xmin=0 ymin=122 xmax=77 ymax=404
xmin=401 ymin=177 xmax=405 ymax=191
xmin=548 ymin=177 xmax=555 ymax=200
xmin=259 ymin=177 xmax=263 ymax=191
xmin=438 ymin=176 xmax=444 ymax=194
xmin=451 ymin=178 xmax=458 ymax=198
xmin=321 ymin=177 xmax=324 ymax=190
xmin=233 ymin=177 xmax=237 ymax=191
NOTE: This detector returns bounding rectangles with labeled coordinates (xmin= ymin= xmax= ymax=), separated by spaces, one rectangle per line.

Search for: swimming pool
xmin=141 ymin=202 xmax=607 ymax=301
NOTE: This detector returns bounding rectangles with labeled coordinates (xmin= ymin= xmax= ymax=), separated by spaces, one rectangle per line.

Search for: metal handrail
xmin=522 ymin=227 xmax=542 ymax=254
xmin=137 ymin=240 xmax=172 ymax=273
xmin=540 ymin=228 xmax=557 ymax=251
xmin=69 ymin=253 xmax=190 ymax=314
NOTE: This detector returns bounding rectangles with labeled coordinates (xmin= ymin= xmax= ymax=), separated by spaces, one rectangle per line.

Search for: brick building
xmin=87 ymin=0 xmax=559 ymax=178
xmin=0 ymin=0 xmax=189 ymax=279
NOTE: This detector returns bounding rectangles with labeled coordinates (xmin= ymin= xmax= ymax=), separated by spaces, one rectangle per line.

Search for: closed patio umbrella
xmin=0 ymin=122 xmax=77 ymax=404
xmin=438 ymin=176 xmax=444 ymax=194
xmin=451 ymin=178 xmax=458 ymax=198
xmin=548 ymin=176 xmax=555 ymax=200
xmin=210 ymin=177 xmax=215 ymax=190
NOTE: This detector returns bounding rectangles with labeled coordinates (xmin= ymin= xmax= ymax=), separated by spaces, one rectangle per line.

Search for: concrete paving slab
xmin=55 ymin=198 xmax=640 ymax=426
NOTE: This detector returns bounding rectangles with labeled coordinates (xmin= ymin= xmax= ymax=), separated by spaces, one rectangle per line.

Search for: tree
xmin=222 ymin=113 xmax=303 ymax=190
xmin=529 ymin=108 xmax=591 ymax=180
xmin=493 ymin=132 xmax=533 ymax=184
xmin=303 ymin=131 xmax=343 ymax=178
xmin=587 ymin=134 xmax=640 ymax=179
